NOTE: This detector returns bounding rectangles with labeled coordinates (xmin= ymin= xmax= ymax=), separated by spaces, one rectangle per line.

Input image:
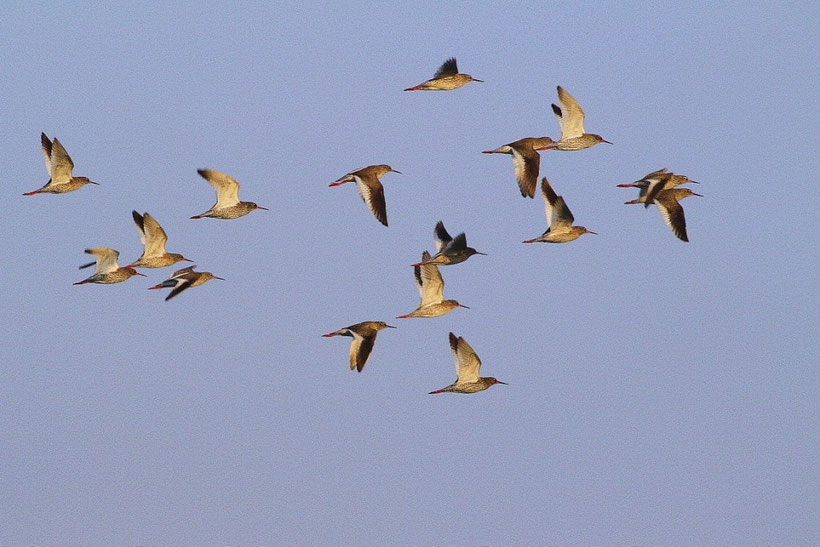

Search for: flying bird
xmin=523 ymin=178 xmax=596 ymax=243
xmin=329 ymin=164 xmax=400 ymax=226
xmin=482 ymin=137 xmax=556 ymax=198
xmin=127 ymin=211 xmax=192 ymax=268
xmin=191 ymin=168 xmax=268 ymax=219
xmin=429 ymin=332 xmax=507 ymax=394
xmin=537 ymin=86 xmax=611 ymax=151
xmin=412 ymin=221 xmax=486 ymax=266
xmin=74 ymin=248 xmax=145 ymax=285
xmin=617 ymin=169 xmax=700 ymax=207
xmin=322 ymin=321 xmax=396 ymax=372
xmin=625 ymin=188 xmax=702 ymax=242
xmin=404 ymin=57 xmax=482 ymax=91
xmin=397 ymin=251 xmax=469 ymax=318
xmin=148 ymin=266 xmax=224 ymax=301
xmin=24 ymin=133 xmax=98 ymax=195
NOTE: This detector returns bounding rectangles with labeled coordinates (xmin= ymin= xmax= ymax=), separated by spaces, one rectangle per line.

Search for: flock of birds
xmin=25 ymin=57 xmax=701 ymax=395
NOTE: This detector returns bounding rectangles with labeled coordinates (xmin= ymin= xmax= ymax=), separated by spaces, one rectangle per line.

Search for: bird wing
xmin=85 ymin=247 xmax=119 ymax=274
xmin=555 ymin=86 xmax=586 ymax=140
xmin=433 ymin=57 xmax=458 ymax=79
xmin=49 ymin=137 xmax=75 ymax=184
xmin=170 ymin=265 xmax=197 ymax=278
xmin=541 ymin=178 xmax=574 ymax=229
xmin=416 ymin=251 xmax=444 ymax=305
xmin=41 ymin=132 xmax=54 ymax=178
xmin=444 ymin=232 xmax=468 ymax=253
xmin=349 ymin=329 xmax=376 ymax=372
xmin=166 ymin=279 xmax=194 ymax=301
xmin=449 ymin=332 xmax=481 ymax=383
xmin=655 ymin=193 xmax=689 ymax=242
xmin=433 ymin=221 xmax=452 ymax=252
xmin=354 ymin=174 xmax=387 ymax=226
xmin=643 ymin=174 xmax=673 ymax=208
xmin=510 ymin=143 xmax=540 ymax=198
xmin=140 ymin=212 xmax=169 ymax=256
xmin=197 ymin=169 xmax=240 ymax=208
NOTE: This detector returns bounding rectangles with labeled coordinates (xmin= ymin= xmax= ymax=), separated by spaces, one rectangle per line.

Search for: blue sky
xmin=1 ymin=1 xmax=817 ymax=543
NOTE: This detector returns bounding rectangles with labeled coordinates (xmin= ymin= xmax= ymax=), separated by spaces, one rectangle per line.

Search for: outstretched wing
xmin=434 ymin=221 xmax=452 ymax=252
xmin=449 ymin=332 xmax=481 ymax=383
xmin=511 ymin=144 xmax=540 ymax=198
xmin=354 ymin=174 xmax=387 ymax=226
xmin=197 ymin=169 xmax=240 ymax=208
xmin=655 ymin=193 xmax=689 ymax=242
xmin=554 ymin=86 xmax=586 ymax=140
xmin=433 ymin=57 xmax=458 ymax=79
xmin=541 ymin=178 xmax=574 ymax=230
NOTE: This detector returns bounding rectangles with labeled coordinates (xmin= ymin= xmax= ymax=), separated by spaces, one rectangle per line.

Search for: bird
xmin=429 ymin=332 xmax=507 ymax=394
xmin=482 ymin=137 xmax=557 ymax=198
xmin=126 ymin=211 xmax=192 ymax=268
xmin=148 ymin=266 xmax=224 ymax=301
xmin=617 ymin=169 xmax=699 ymax=207
xmin=537 ymin=86 xmax=611 ymax=151
xmin=74 ymin=248 xmax=145 ymax=285
xmin=625 ymin=188 xmax=702 ymax=242
xmin=24 ymin=133 xmax=99 ymax=196
xmin=403 ymin=57 xmax=482 ymax=91
xmin=190 ymin=168 xmax=268 ymax=219
xmin=329 ymin=165 xmax=400 ymax=226
xmin=411 ymin=221 xmax=486 ymax=266
xmin=523 ymin=178 xmax=596 ymax=243
xmin=322 ymin=321 xmax=396 ymax=372
xmin=397 ymin=251 xmax=469 ymax=318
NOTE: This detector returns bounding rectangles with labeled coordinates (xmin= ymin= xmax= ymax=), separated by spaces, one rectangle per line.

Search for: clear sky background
xmin=1 ymin=1 xmax=817 ymax=543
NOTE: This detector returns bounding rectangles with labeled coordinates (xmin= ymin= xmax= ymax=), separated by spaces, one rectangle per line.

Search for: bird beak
xmin=471 ymin=77 xmax=483 ymax=82
xmin=692 ymin=192 xmax=704 ymax=197
xmin=602 ymin=139 xmax=613 ymax=144
xmin=328 ymin=180 xmax=347 ymax=187
xmin=391 ymin=169 xmax=402 ymax=174
xmin=385 ymin=324 xmax=397 ymax=329
xmin=255 ymin=206 xmax=269 ymax=210
xmin=213 ymin=276 xmax=225 ymax=280
xmin=497 ymin=381 xmax=508 ymax=385
xmin=536 ymin=144 xmax=556 ymax=151
xmin=586 ymin=230 xmax=598 ymax=235
xmin=624 ymin=199 xmax=639 ymax=205
xmin=459 ymin=304 xmax=470 ymax=309
xmin=475 ymin=251 xmax=488 ymax=256
xmin=135 ymin=271 xmax=147 ymax=277
xmin=689 ymin=180 xmax=700 ymax=184
xmin=88 ymin=181 xmax=100 ymax=185
xmin=321 ymin=332 xmax=337 ymax=337
xmin=616 ymin=183 xmax=634 ymax=188
xmin=182 ymin=257 xmax=194 ymax=262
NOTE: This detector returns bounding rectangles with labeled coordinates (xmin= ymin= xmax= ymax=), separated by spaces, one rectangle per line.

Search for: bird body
xmin=523 ymin=178 xmax=596 ymax=243
xmin=412 ymin=221 xmax=486 ymax=267
xmin=537 ymin=86 xmax=610 ymax=151
xmin=625 ymin=187 xmax=701 ymax=242
xmin=398 ymin=251 xmax=468 ymax=318
xmin=404 ymin=58 xmax=482 ymax=91
xmin=329 ymin=164 xmax=399 ymax=226
xmin=148 ymin=266 xmax=224 ymax=300
xmin=74 ymin=248 xmax=145 ymax=285
xmin=429 ymin=332 xmax=506 ymax=394
xmin=322 ymin=321 xmax=395 ymax=372
xmin=191 ymin=169 xmax=268 ymax=219
xmin=24 ymin=133 xmax=98 ymax=195
xmin=482 ymin=137 xmax=556 ymax=198
xmin=127 ymin=211 xmax=192 ymax=268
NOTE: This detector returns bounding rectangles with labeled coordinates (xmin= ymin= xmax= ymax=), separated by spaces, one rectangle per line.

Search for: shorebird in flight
xmin=24 ymin=133 xmax=98 ymax=196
